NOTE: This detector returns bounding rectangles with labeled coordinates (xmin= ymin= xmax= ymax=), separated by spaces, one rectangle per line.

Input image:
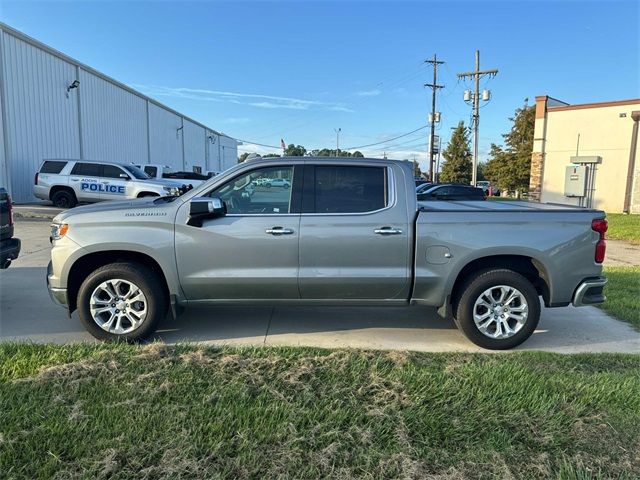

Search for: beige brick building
xmin=529 ymin=96 xmax=640 ymax=214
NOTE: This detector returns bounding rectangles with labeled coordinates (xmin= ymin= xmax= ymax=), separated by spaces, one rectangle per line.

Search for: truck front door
xmin=175 ymin=164 xmax=302 ymax=301
xmin=298 ymin=163 xmax=412 ymax=300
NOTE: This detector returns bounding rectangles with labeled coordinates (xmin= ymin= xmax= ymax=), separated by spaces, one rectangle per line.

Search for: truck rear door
xmin=298 ymin=163 xmax=412 ymax=300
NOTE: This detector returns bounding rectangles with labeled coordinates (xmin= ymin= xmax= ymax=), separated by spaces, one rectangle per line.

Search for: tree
xmin=440 ymin=121 xmax=472 ymax=184
xmin=262 ymin=153 xmax=281 ymax=158
xmin=238 ymin=152 xmax=250 ymax=163
xmin=412 ymin=160 xmax=422 ymax=178
xmin=476 ymin=162 xmax=487 ymax=181
xmin=284 ymin=144 xmax=307 ymax=157
xmin=484 ymin=102 xmax=535 ymax=195
xmin=309 ymin=149 xmax=365 ymax=157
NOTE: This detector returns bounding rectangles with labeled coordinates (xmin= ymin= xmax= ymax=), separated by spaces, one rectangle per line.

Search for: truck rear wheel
xmin=51 ymin=189 xmax=77 ymax=208
xmin=77 ymin=262 xmax=167 ymax=342
xmin=454 ymin=269 xmax=540 ymax=350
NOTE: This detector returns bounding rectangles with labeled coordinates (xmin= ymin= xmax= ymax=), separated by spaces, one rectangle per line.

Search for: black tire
xmin=51 ymin=189 xmax=77 ymax=208
xmin=454 ymin=268 xmax=540 ymax=350
xmin=77 ymin=262 xmax=167 ymax=342
xmin=266 ymin=183 xmax=272 ymax=188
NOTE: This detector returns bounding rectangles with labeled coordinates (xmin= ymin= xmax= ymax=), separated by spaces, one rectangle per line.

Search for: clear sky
xmin=1 ymin=0 xmax=638 ymax=169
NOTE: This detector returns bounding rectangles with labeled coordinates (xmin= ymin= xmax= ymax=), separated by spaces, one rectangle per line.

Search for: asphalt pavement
xmin=1 ymin=217 xmax=638 ymax=353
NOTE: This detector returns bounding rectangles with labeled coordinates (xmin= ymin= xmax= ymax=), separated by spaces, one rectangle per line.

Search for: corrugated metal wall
xmin=79 ymin=69 xmax=148 ymax=164
xmin=182 ymin=119 xmax=205 ymax=172
xmin=1 ymin=31 xmax=81 ymax=202
xmin=0 ymin=23 xmax=237 ymax=202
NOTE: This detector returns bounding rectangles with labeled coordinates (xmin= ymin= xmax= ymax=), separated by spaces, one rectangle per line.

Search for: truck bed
xmin=412 ymin=200 xmax=605 ymax=308
xmin=418 ymin=200 xmax=600 ymax=213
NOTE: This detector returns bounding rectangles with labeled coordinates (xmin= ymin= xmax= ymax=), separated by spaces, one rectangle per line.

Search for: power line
xmin=342 ymin=125 xmax=428 ymax=150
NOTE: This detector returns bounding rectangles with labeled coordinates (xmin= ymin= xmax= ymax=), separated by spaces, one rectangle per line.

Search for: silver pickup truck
xmin=46 ymin=157 xmax=608 ymax=349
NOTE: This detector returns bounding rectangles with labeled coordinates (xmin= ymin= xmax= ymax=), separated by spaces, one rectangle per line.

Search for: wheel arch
xmin=49 ymin=185 xmax=77 ymax=201
xmin=449 ymin=254 xmax=552 ymax=308
xmin=66 ymin=250 xmax=170 ymax=314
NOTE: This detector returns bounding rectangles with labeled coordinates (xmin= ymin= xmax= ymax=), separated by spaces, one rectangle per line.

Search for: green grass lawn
xmin=1 ymin=344 xmax=639 ymax=479
xmin=602 ymin=266 xmax=640 ymax=329
xmin=606 ymin=213 xmax=640 ymax=244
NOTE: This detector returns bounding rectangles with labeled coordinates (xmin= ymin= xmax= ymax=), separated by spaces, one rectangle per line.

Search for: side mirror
xmin=187 ymin=196 xmax=226 ymax=227
xmin=119 ymin=173 xmax=130 ymax=180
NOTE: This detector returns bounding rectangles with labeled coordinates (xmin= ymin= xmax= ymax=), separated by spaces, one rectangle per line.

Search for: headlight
xmin=163 ymin=186 xmax=180 ymax=196
xmin=50 ymin=223 xmax=69 ymax=241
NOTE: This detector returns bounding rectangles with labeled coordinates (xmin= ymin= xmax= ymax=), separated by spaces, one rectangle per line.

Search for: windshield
xmin=122 ymin=164 xmax=151 ymax=180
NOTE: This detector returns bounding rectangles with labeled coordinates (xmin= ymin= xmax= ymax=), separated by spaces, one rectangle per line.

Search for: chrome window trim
xmin=201 ymin=161 xmax=396 ymax=218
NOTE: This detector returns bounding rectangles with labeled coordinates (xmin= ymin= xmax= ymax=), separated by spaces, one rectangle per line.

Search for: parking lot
xmin=1 ymin=216 xmax=638 ymax=352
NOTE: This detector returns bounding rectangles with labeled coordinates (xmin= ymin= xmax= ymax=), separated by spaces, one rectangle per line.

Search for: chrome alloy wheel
xmin=89 ymin=279 xmax=148 ymax=335
xmin=472 ymin=285 xmax=529 ymax=339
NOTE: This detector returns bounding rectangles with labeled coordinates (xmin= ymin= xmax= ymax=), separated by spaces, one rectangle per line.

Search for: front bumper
xmin=0 ymin=237 xmax=21 ymax=268
xmin=47 ymin=261 xmax=68 ymax=307
xmin=572 ymin=276 xmax=607 ymax=307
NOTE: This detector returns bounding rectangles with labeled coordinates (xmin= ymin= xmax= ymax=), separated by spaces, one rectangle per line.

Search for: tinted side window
xmin=144 ymin=166 xmax=158 ymax=177
xmin=40 ymin=161 xmax=67 ymax=174
xmin=103 ymin=165 xmax=125 ymax=178
xmin=71 ymin=163 xmax=102 ymax=176
xmin=314 ymin=166 xmax=386 ymax=213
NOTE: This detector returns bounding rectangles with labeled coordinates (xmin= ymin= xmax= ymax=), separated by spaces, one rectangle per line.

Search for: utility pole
xmin=334 ymin=128 xmax=341 ymax=157
xmin=457 ymin=50 xmax=498 ymax=185
xmin=424 ymin=54 xmax=444 ymax=182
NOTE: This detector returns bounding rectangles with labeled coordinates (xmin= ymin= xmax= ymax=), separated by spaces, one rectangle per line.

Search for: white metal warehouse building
xmin=0 ymin=22 xmax=238 ymax=203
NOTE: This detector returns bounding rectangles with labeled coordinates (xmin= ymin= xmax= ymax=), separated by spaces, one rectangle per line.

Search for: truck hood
xmin=53 ymin=197 xmax=169 ymax=223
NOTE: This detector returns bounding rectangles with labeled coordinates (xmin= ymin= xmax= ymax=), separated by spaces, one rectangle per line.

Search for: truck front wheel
xmin=77 ymin=262 xmax=167 ymax=342
xmin=454 ymin=269 xmax=540 ymax=350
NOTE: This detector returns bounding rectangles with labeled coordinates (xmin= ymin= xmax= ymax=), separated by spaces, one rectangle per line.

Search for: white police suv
xmin=34 ymin=159 xmax=187 ymax=208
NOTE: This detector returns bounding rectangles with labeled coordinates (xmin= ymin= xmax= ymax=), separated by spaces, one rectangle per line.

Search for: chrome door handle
xmin=266 ymin=227 xmax=294 ymax=235
xmin=70 ymin=179 xmax=79 ymax=182
xmin=374 ymin=227 xmax=403 ymax=235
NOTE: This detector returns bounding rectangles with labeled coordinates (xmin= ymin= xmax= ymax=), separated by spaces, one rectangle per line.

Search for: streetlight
xmin=334 ymin=128 xmax=341 ymax=157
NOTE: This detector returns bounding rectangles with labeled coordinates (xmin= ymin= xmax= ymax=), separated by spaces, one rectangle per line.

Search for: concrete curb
xmin=14 ymin=211 xmax=56 ymax=220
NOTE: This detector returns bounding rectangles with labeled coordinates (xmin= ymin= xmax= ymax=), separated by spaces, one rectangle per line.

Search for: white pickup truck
xmin=135 ymin=164 xmax=212 ymax=189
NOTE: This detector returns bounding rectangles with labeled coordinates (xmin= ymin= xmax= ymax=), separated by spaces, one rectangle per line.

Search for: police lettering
xmin=81 ymin=183 xmax=125 ymax=194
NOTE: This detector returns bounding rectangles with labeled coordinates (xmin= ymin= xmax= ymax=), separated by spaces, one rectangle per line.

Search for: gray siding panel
xmin=183 ymin=119 xmax=205 ymax=172
xmin=79 ymin=69 xmax=148 ymax=164
xmin=2 ymin=32 xmax=80 ymax=202
xmin=148 ymin=103 xmax=183 ymax=170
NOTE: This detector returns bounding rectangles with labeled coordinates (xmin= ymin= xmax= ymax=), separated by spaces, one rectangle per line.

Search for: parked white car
xmin=266 ymin=178 xmax=291 ymax=188
xmin=34 ymin=159 xmax=186 ymax=208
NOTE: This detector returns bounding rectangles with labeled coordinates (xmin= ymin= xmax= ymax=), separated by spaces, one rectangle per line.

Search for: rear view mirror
xmin=187 ymin=196 xmax=226 ymax=227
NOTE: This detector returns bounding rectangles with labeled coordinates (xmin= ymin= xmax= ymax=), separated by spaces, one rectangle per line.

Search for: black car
xmin=0 ymin=187 xmax=21 ymax=268
xmin=415 ymin=178 xmax=430 ymax=188
xmin=417 ymin=183 xmax=486 ymax=201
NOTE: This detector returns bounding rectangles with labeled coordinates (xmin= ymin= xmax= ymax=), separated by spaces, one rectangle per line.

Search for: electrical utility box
xmin=564 ymin=165 xmax=588 ymax=197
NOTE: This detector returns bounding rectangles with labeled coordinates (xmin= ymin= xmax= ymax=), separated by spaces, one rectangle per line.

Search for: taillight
xmin=592 ymin=218 xmax=608 ymax=263
xmin=34 ymin=172 xmax=39 ymax=185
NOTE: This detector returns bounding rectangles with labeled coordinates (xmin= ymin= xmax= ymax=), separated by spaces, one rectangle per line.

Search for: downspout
xmin=622 ymin=111 xmax=640 ymax=213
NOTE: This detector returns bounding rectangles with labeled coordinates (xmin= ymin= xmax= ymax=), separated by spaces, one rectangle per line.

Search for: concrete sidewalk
xmin=1 ymin=218 xmax=638 ymax=353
